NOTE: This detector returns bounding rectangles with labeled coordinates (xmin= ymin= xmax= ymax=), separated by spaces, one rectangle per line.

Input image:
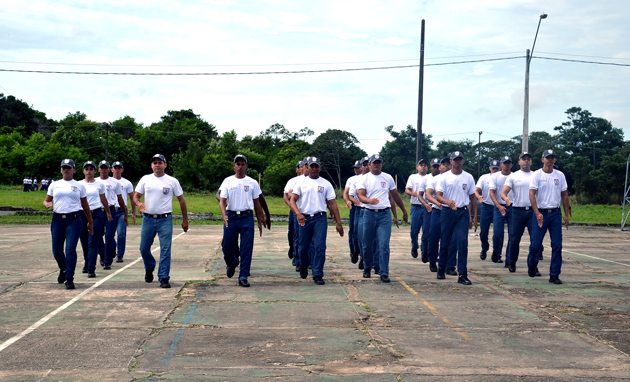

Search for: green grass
xmin=0 ymin=188 xmax=625 ymax=225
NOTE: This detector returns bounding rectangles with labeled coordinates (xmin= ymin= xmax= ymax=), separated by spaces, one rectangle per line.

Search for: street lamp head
xmin=540 ymin=13 xmax=548 ymax=19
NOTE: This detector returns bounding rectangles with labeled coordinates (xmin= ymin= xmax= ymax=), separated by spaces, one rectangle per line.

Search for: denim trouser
xmin=80 ymin=209 xmax=105 ymax=269
xmin=51 ymin=213 xmax=82 ymax=281
xmin=479 ymin=203 xmax=494 ymax=253
xmin=508 ymin=207 xmax=535 ymax=265
xmin=103 ymin=208 xmax=117 ymax=265
xmin=288 ymin=211 xmax=296 ymax=256
xmin=223 ymin=211 xmax=255 ymax=279
xmin=298 ymin=213 xmax=328 ymax=277
xmin=114 ymin=208 xmax=127 ymax=257
xmin=348 ymin=206 xmax=356 ymax=254
xmin=428 ymin=208 xmax=457 ymax=269
xmin=140 ymin=214 xmax=173 ymax=280
xmin=353 ymin=207 xmax=363 ymax=261
xmin=493 ymin=205 xmax=513 ymax=261
xmin=362 ymin=209 xmax=391 ymax=275
xmin=528 ymin=209 xmax=563 ymax=276
xmin=438 ymin=208 xmax=470 ymax=275
xmin=409 ymin=204 xmax=424 ymax=252
xmin=420 ymin=207 xmax=431 ymax=256
xmin=292 ymin=212 xmax=301 ymax=267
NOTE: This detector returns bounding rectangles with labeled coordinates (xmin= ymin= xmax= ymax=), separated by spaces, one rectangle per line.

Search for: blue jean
xmin=103 ymin=208 xmax=117 ymax=265
xmin=288 ymin=211 xmax=296 ymax=256
xmin=438 ymin=208 xmax=470 ymax=275
xmin=114 ymin=209 xmax=127 ymax=257
xmin=420 ymin=207 xmax=431 ymax=256
xmin=298 ymin=213 xmax=328 ymax=277
xmin=492 ymin=205 xmax=513 ymax=260
xmin=139 ymin=214 xmax=173 ymax=280
xmin=348 ymin=206 xmax=356 ymax=254
xmin=410 ymin=204 xmax=423 ymax=252
xmin=528 ymin=209 xmax=563 ymax=276
xmin=479 ymin=203 xmax=493 ymax=253
xmin=355 ymin=207 xmax=364 ymax=262
xmin=508 ymin=207 xmax=535 ymax=265
xmin=223 ymin=211 xmax=255 ymax=279
xmin=292 ymin=212 xmax=301 ymax=267
xmin=79 ymin=211 xmax=90 ymax=263
xmin=51 ymin=213 xmax=82 ymax=280
xmin=428 ymin=208 xmax=457 ymax=269
xmin=81 ymin=209 xmax=105 ymax=269
xmin=362 ymin=209 xmax=391 ymax=275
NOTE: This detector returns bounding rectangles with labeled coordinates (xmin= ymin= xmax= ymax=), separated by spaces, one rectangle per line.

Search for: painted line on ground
xmin=0 ymin=231 xmax=187 ymax=354
xmin=564 ymin=250 xmax=630 ymax=267
xmin=467 ymin=276 xmax=543 ymax=319
xmin=396 ymin=277 xmax=472 ymax=342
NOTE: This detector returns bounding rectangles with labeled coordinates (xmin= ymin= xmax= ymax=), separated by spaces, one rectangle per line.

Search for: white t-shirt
xmin=475 ymin=173 xmax=494 ymax=206
xmin=100 ymin=177 xmax=123 ymax=207
xmin=81 ymin=179 xmax=106 ymax=210
xmin=356 ymin=172 xmax=396 ymax=210
xmin=219 ymin=175 xmax=262 ymax=211
xmin=293 ymin=176 xmax=336 ymax=215
xmin=406 ymin=173 xmax=426 ymax=205
xmin=529 ymin=169 xmax=567 ymax=209
xmin=48 ymin=179 xmax=87 ymax=214
xmin=135 ymin=173 xmax=184 ymax=214
xmin=425 ymin=173 xmax=443 ymax=209
xmin=489 ymin=172 xmax=513 ymax=206
xmin=418 ymin=173 xmax=433 ymax=205
xmin=504 ymin=170 xmax=533 ymax=208
xmin=114 ymin=177 xmax=134 ymax=208
xmin=345 ymin=175 xmax=358 ymax=193
xmin=284 ymin=175 xmax=302 ymax=194
xmin=349 ymin=173 xmax=364 ymax=199
xmin=436 ymin=170 xmax=476 ymax=208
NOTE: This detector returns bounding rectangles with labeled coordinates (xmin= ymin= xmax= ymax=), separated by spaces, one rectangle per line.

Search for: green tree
xmin=311 ymin=129 xmax=366 ymax=189
xmin=379 ymin=125 xmax=433 ymax=190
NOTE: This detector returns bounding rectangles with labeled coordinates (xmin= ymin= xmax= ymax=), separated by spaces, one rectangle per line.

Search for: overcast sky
xmin=2 ymin=0 xmax=629 ymax=155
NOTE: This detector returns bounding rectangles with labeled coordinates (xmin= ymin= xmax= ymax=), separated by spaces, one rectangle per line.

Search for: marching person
xmin=111 ymin=161 xmax=136 ymax=263
xmin=528 ymin=149 xmax=571 ymax=284
xmin=501 ymin=152 xmax=535 ymax=273
xmin=356 ymin=154 xmax=408 ymax=283
xmin=79 ymin=161 xmax=112 ymax=278
xmin=343 ymin=160 xmax=363 ymax=263
xmin=133 ymin=154 xmax=189 ymax=289
xmin=489 ymin=156 xmax=513 ymax=265
xmin=283 ymin=160 xmax=303 ymax=264
xmin=405 ymin=159 xmax=429 ymax=260
xmin=350 ymin=156 xmax=370 ymax=270
xmin=219 ymin=154 xmax=266 ymax=287
xmin=32 ymin=177 xmax=38 ymax=191
xmin=425 ymin=157 xmax=457 ymax=274
xmin=23 ymin=176 xmax=31 ymax=192
xmin=43 ymin=159 xmax=93 ymax=290
xmin=435 ymin=151 xmax=477 ymax=285
xmin=98 ymin=160 xmax=127 ymax=269
xmin=417 ymin=158 xmax=440 ymax=264
xmin=475 ymin=159 xmax=500 ymax=260
xmin=289 ymin=157 xmax=344 ymax=285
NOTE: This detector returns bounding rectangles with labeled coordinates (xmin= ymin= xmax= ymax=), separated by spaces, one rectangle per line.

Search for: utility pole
xmin=478 ymin=131 xmax=483 ymax=178
xmin=105 ymin=123 xmax=109 ymax=161
xmin=416 ymin=19 xmax=425 ymax=162
xmin=522 ymin=13 xmax=547 ymax=153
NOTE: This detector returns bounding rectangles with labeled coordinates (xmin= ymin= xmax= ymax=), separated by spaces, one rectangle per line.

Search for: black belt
xmin=411 ymin=204 xmax=423 ymax=207
xmin=366 ymin=207 xmax=390 ymax=213
xmin=457 ymin=206 xmax=468 ymax=210
xmin=540 ymin=208 xmax=560 ymax=213
xmin=227 ymin=210 xmax=252 ymax=215
xmin=114 ymin=207 xmax=122 ymax=211
xmin=53 ymin=212 xmax=79 ymax=218
xmin=304 ymin=211 xmax=326 ymax=218
xmin=513 ymin=206 xmax=532 ymax=211
xmin=143 ymin=212 xmax=172 ymax=218
xmin=92 ymin=207 xmax=105 ymax=213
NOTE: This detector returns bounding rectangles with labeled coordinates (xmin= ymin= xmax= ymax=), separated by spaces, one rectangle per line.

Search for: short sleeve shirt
xmin=219 ymin=175 xmax=262 ymax=211
xmin=100 ymin=177 xmax=123 ymax=207
xmin=406 ymin=173 xmax=426 ymax=205
xmin=418 ymin=173 xmax=433 ymax=205
xmin=489 ymin=172 xmax=513 ymax=206
xmin=349 ymin=173 xmax=364 ymax=199
xmin=529 ymin=169 xmax=567 ymax=209
xmin=293 ymin=176 xmax=336 ymax=215
xmin=114 ymin=177 xmax=134 ymax=208
xmin=475 ymin=173 xmax=494 ymax=206
xmin=48 ymin=179 xmax=87 ymax=213
xmin=356 ymin=172 xmax=396 ymax=210
xmin=436 ymin=170 xmax=476 ymax=208
xmin=504 ymin=170 xmax=533 ymax=207
xmin=135 ymin=174 xmax=184 ymax=214
xmin=81 ymin=179 xmax=106 ymax=210
xmin=426 ymin=173 xmax=443 ymax=209
xmin=283 ymin=175 xmax=302 ymax=194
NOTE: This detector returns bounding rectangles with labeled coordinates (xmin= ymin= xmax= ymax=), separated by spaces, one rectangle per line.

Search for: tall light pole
xmin=522 ymin=13 xmax=547 ymax=153
xmin=416 ymin=19 xmax=425 ymax=163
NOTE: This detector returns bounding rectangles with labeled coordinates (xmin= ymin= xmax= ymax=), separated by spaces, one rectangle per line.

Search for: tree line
xmin=1 ymin=93 xmax=628 ymax=203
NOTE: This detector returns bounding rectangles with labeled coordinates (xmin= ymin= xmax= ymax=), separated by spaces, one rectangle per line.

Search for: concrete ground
xmin=0 ymin=223 xmax=629 ymax=381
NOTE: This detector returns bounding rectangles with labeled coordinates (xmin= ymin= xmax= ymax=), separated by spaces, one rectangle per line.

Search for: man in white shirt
xmin=489 ymin=156 xmax=513 ymax=265
xmin=475 ymin=159 xmax=500 ymax=260
xmin=133 ymin=154 xmax=189 ymax=289
xmin=405 ymin=159 xmax=428 ymax=260
xmin=417 ymin=158 xmax=441 ymax=265
xmin=501 ymin=152 xmax=536 ymax=273
xmin=436 ymin=151 xmax=478 ymax=285
xmin=528 ymin=149 xmax=571 ymax=284
xmin=219 ymin=154 xmax=266 ymax=287
xmin=350 ymin=156 xmax=370 ymax=270
xmin=357 ymin=154 xmax=408 ymax=283
xmin=343 ymin=160 xmax=363 ymax=264
xmin=98 ymin=160 xmax=127 ymax=270
xmin=111 ymin=161 xmax=136 ymax=263
xmin=289 ymin=157 xmax=344 ymax=285
xmin=283 ymin=160 xmax=303 ymax=265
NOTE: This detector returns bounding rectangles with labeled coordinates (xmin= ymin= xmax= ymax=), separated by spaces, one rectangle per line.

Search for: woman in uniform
xmin=43 ymin=159 xmax=94 ymax=290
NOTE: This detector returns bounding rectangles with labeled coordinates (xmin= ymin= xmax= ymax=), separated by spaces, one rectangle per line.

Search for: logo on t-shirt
xmin=381 ymin=182 xmax=386 ymax=188
xmin=106 ymin=184 xmax=113 ymax=191
xmin=462 ymin=183 xmax=467 ymax=190
xmin=554 ymin=179 xmax=559 ymax=186
xmin=71 ymin=186 xmax=78 ymax=192
xmin=318 ymin=186 xmax=324 ymax=193
xmin=163 ymin=187 xmax=170 ymax=195
xmin=244 ymin=185 xmax=250 ymax=192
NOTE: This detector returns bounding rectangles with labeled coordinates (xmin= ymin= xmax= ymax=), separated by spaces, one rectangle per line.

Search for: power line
xmin=537 ymin=51 xmax=630 ymax=61
xmin=535 ymin=56 xmax=630 ymax=67
xmin=0 ymin=57 xmax=524 ymax=76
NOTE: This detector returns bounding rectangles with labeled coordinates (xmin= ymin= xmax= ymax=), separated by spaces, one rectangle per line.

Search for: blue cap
xmin=500 ymin=156 xmax=512 ymax=164
xmin=233 ymin=154 xmax=248 ymax=164
xmin=60 ymin=159 xmax=75 ymax=168
xmin=519 ymin=152 xmax=532 ymax=159
xmin=151 ymin=154 xmax=166 ymax=163
xmin=430 ymin=158 xmax=440 ymax=166
xmin=361 ymin=156 xmax=369 ymax=164
xmin=99 ymin=160 xmax=110 ymax=168
xmin=450 ymin=151 xmax=464 ymax=160
xmin=417 ymin=158 xmax=427 ymax=165
xmin=542 ymin=149 xmax=557 ymax=158
xmin=489 ymin=159 xmax=500 ymax=168
xmin=112 ymin=161 xmax=124 ymax=168
xmin=83 ymin=160 xmax=96 ymax=169
xmin=369 ymin=154 xmax=383 ymax=163
xmin=352 ymin=160 xmax=361 ymax=168
xmin=309 ymin=156 xmax=322 ymax=166
xmin=296 ymin=160 xmax=303 ymax=168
